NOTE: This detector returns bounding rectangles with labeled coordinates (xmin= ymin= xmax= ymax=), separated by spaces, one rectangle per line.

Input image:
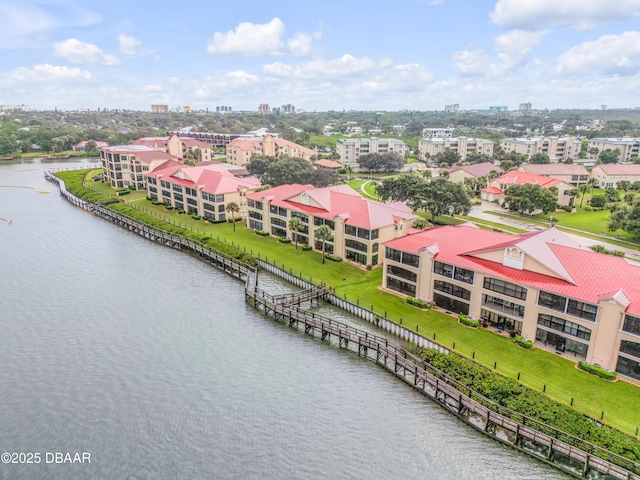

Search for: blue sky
xmin=1 ymin=0 xmax=640 ymax=112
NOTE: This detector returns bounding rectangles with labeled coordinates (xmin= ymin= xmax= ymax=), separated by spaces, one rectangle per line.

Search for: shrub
xmin=190 ymin=215 xmax=201 ymax=220
xmin=165 ymin=205 xmax=174 ymax=210
xmin=458 ymin=314 xmax=480 ymax=328
xmin=301 ymin=244 xmax=312 ymax=251
xmin=578 ymin=362 xmax=617 ymax=381
xmin=562 ymin=205 xmax=573 ymax=212
xmin=228 ymin=217 xmax=243 ymax=223
xmin=116 ymin=189 xmax=130 ymax=196
xmin=177 ymin=209 xmax=185 ymax=214
xmin=584 ymin=206 xmax=593 ymax=211
xmin=326 ymin=254 xmax=342 ymax=262
xmin=513 ymin=335 xmax=533 ymax=349
xmin=254 ymin=229 xmax=269 ymax=237
xmin=406 ymin=296 xmax=429 ymax=309
xmin=278 ymin=237 xmax=291 ymax=244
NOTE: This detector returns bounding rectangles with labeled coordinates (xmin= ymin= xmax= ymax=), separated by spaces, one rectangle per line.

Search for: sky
xmin=1 ymin=0 xmax=640 ymax=112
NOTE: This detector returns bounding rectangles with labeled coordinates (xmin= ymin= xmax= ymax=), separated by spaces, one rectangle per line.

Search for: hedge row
xmin=406 ymin=296 xmax=429 ymax=309
xmin=458 ymin=314 xmax=479 ymax=328
xmin=514 ymin=335 xmax=533 ymax=349
xmin=579 ymin=361 xmax=617 ymax=381
xmin=412 ymin=347 xmax=640 ymax=464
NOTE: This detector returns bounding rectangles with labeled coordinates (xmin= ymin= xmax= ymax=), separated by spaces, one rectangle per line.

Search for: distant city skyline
xmin=1 ymin=0 xmax=639 ymax=112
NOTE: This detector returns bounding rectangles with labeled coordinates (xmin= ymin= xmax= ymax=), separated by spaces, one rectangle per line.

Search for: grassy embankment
xmin=58 ymin=168 xmax=640 ymax=436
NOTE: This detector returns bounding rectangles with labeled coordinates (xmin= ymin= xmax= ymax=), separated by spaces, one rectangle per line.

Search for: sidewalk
xmin=468 ymin=201 xmax=640 ymax=263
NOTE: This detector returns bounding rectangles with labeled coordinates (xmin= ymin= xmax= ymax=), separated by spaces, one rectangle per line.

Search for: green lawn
xmin=460 ymin=215 xmax=528 ymax=234
xmin=484 ymin=210 xmax=640 ymax=251
xmin=70 ymin=169 xmax=640 ymax=434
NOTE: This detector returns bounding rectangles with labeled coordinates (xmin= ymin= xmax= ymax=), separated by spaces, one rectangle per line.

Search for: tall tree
xmin=226 ymin=202 xmax=240 ymax=231
xmin=314 ymin=224 xmax=333 ymax=264
xmin=288 ymin=216 xmax=303 ymax=252
xmin=411 ymin=178 xmax=471 ymax=221
xmin=609 ymin=201 xmax=640 ymax=238
xmin=503 ymin=184 xmax=558 ymax=214
xmin=376 ymin=173 xmax=424 ymax=203
xmin=598 ymin=149 xmax=621 ymax=164
xmin=357 ymin=152 xmax=405 ymax=173
xmin=529 ymin=153 xmax=551 ymax=164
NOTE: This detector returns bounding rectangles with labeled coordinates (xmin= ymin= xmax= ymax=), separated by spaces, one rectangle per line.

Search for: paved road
xmin=468 ymin=200 xmax=640 ymax=263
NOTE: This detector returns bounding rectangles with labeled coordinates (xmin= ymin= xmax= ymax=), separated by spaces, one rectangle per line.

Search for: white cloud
xmin=206 ymin=17 xmax=319 ymax=56
xmin=556 ymin=31 xmax=640 ymax=76
xmin=141 ymin=84 xmax=162 ymax=92
xmin=53 ymin=39 xmax=120 ymax=66
xmin=118 ymin=35 xmax=141 ymax=56
xmin=9 ymin=64 xmax=94 ymax=83
xmin=490 ymin=0 xmax=640 ymax=30
xmin=452 ymin=50 xmax=491 ymax=77
xmin=494 ymin=29 xmax=549 ymax=71
xmin=263 ymin=54 xmax=393 ymax=79
xmin=0 ymin=2 xmax=101 ymax=49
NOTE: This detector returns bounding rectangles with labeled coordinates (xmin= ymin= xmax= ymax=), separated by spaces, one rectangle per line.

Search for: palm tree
xmin=314 ymin=224 xmax=333 ymax=264
xmin=226 ymin=202 xmax=240 ymax=232
xmin=345 ymin=164 xmax=353 ymax=180
xmin=578 ymin=183 xmax=590 ymax=208
xmin=288 ymin=216 xmax=303 ymax=252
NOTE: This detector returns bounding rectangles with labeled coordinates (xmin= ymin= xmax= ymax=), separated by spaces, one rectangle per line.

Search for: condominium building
xmin=587 ymin=138 xmax=640 ymax=163
xmin=258 ymin=103 xmax=270 ymax=114
xmin=500 ymin=137 xmax=582 ymax=163
xmin=422 ymin=127 xmax=454 ymax=138
xmin=519 ymin=102 xmax=532 ymax=111
xmin=518 ymin=164 xmax=590 ymax=186
xmin=382 ymin=225 xmax=640 ymax=378
xmin=590 ymin=164 xmax=640 ymax=189
xmin=443 ymin=162 xmax=503 ymax=184
xmin=226 ymin=134 xmax=316 ymax=167
xmin=336 ymin=137 xmax=409 ymax=171
xmin=131 ymin=134 xmax=214 ymax=163
xmin=100 ymin=145 xmax=181 ymax=190
xmin=418 ymin=137 xmax=494 ymax=161
xmin=245 ymin=184 xmax=418 ymax=267
xmin=146 ymin=162 xmax=261 ymax=219
xmin=482 ymin=170 xmax=576 ymax=207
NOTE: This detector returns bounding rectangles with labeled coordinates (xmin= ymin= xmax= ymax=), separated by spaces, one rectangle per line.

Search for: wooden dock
xmin=48 ymin=170 xmax=640 ymax=480
xmin=247 ymin=283 xmax=640 ymax=480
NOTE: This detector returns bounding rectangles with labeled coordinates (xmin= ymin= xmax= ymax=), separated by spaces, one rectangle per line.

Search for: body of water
xmin=0 ymin=159 xmax=568 ymax=479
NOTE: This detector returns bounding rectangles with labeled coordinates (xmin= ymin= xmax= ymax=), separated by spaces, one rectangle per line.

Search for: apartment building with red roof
xmin=246 ymin=183 xmax=418 ymax=267
xmin=382 ymin=224 xmax=640 ymax=377
xmin=518 ymin=163 xmax=590 ymax=186
xmin=146 ymin=163 xmax=261 ymax=220
xmin=226 ymin=134 xmax=316 ymax=167
xmin=99 ymin=145 xmax=181 ymax=190
xmin=481 ymin=170 xmax=576 ymax=207
xmin=590 ymin=164 xmax=640 ymax=189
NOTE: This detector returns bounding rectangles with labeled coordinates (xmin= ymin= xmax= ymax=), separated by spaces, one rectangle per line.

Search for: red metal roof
xmin=148 ymin=163 xmax=261 ymax=194
xmin=247 ymin=184 xmax=417 ymax=230
xmin=495 ymin=171 xmax=561 ymax=188
xmin=384 ymin=225 xmax=640 ymax=314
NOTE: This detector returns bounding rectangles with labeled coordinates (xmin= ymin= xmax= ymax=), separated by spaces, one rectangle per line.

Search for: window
xmin=271 ymin=217 xmax=286 ymax=228
xmin=535 ymin=329 xmax=588 ymax=359
xmin=566 ymin=299 xmax=598 ymax=322
xmin=345 ymin=239 xmax=368 ymax=252
xmin=433 ymin=280 xmax=471 ymax=300
xmin=616 ymin=356 xmax=640 ymax=382
xmin=385 ymin=247 xmax=419 ymax=268
xmin=269 ymin=205 xmax=288 ymax=217
xmin=454 ymin=266 xmax=474 ymax=284
xmin=482 ymin=294 xmax=525 ymax=318
xmin=345 ymin=250 xmax=367 ymax=265
xmin=620 ymin=340 xmax=640 ymax=360
xmin=372 ymin=243 xmax=379 ymax=253
xmin=185 ymin=187 xmax=197 ymax=196
xmin=249 ymin=219 xmax=262 ymax=230
xmin=483 ymin=277 xmax=527 ymax=300
xmin=387 ymin=277 xmax=416 ymax=296
xmin=187 ymin=198 xmax=197 ymax=206
xmin=172 ymin=184 xmax=182 ymax=193
xmin=203 ymin=203 xmax=215 ymax=212
xmin=623 ymin=315 xmax=640 ymax=336
xmin=248 ymin=199 xmax=263 ymax=210
xmin=433 ymin=293 xmax=469 ymax=315
xmin=537 ymin=314 xmax=591 ymax=341
xmin=537 ymin=291 xmax=567 ymax=312
xmin=218 ymin=204 xmax=225 ymax=213
xmin=388 ymin=265 xmax=417 ymax=282
xmin=271 ymin=226 xmax=287 ymax=237
xmin=433 ymin=261 xmax=454 ymax=278
xmin=149 ymin=186 xmax=157 ymax=193
xmin=314 ymin=217 xmax=335 ymax=230
xmin=249 ymin=211 xmax=263 ymax=220
xmin=148 ymin=177 xmax=157 ymax=185
xmin=174 ymin=193 xmax=183 ymax=202
xmin=291 ymin=211 xmax=308 ymax=223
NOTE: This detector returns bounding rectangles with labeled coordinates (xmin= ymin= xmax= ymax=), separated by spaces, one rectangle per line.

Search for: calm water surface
xmin=0 ymin=159 xmax=569 ymax=479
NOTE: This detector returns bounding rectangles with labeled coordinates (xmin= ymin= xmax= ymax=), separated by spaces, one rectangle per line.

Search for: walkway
xmin=468 ymin=201 xmax=640 ymax=262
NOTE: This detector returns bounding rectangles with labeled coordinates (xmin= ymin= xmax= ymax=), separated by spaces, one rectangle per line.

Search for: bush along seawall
xmin=47 ymin=168 xmax=640 ymax=480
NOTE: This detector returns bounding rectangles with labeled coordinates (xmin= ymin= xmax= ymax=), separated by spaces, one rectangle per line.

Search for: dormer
xmin=300 ymin=191 xmax=310 ymax=205
xmin=503 ymin=246 xmax=524 ymax=270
